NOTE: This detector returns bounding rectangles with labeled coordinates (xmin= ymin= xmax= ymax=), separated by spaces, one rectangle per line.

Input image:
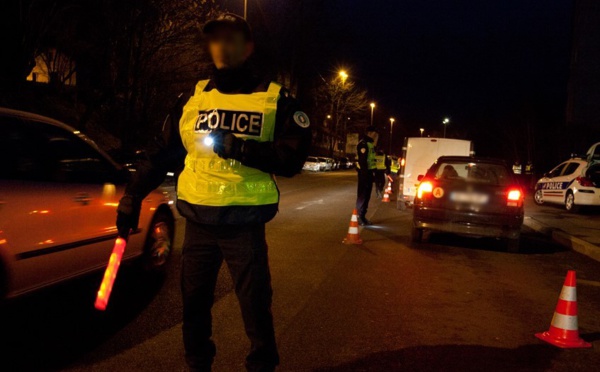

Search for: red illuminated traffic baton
xmin=94 ymin=233 xmax=129 ymax=311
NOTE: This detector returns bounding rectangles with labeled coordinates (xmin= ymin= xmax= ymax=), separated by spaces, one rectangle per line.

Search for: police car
xmin=533 ymin=158 xmax=600 ymax=212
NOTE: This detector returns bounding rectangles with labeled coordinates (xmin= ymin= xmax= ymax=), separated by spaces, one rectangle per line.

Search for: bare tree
xmin=314 ymin=77 xmax=369 ymax=156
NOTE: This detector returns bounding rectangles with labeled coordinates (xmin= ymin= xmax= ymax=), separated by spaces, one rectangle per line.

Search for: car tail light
xmin=507 ymin=188 xmax=522 ymax=207
xmin=576 ymin=176 xmax=594 ymax=187
xmin=417 ymin=181 xmax=434 ymax=198
xmin=507 ymin=189 xmax=521 ymax=201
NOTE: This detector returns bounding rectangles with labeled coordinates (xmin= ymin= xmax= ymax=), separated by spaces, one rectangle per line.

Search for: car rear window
xmin=432 ymin=161 xmax=512 ymax=186
xmin=307 ymin=157 xmax=318 ymax=162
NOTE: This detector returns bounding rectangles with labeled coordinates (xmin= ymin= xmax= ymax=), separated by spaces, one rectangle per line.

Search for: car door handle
xmin=74 ymin=192 xmax=91 ymax=205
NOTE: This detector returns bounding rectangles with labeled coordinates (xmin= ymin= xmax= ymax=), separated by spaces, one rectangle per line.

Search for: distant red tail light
xmin=576 ymin=176 xmax=594 ymax=187
xmin=417 ymin=181 xmax=434 ymax=199
xmin=507 ymin=189 xmax=521 ymax=201
xmin=507 ymin=188 xmax=523 ymax=207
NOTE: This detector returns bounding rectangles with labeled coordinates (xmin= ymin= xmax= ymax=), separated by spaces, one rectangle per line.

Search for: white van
xmin=397 ymin=137 xmax=473 ymax=208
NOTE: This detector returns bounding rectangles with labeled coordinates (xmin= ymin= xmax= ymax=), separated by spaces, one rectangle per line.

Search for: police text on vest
xmin=194 ymin=109 xmax=263 ymax=137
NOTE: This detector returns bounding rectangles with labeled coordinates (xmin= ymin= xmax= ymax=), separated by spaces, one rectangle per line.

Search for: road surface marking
xmin=296 ymin=199 xmax=324 ymax=210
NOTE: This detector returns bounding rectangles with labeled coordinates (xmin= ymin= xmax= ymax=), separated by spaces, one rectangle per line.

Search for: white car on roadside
xmin=533 ymin=158 xmax=600 ymax=212
xmin=303 ymin=156 xmax=321 ymax=172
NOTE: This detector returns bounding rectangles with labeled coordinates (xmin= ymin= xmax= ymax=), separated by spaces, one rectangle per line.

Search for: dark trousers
xmin=181 ymin=219 xmax=279 ymax=372
xmin=374 ymin=170 xmax=386 ymax=194
xmin=356 ymin=170 xmax=374 ymax=218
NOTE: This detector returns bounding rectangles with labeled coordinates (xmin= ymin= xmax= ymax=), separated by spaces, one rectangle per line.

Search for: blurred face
xmin=207 ymin=27 xmax=253 ymax=69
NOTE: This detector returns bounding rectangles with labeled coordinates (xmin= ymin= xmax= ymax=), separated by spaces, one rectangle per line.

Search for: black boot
xmin=358 ymin=216 xmax=371 ymax=226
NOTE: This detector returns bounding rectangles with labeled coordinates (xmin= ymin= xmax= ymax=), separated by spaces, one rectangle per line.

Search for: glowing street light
xmin=370 ymin=102 xmax=376 ymax=126
xmin=442 ymin=117 xmax=450 ymax=138
xmin=420 ymin=128 xmax=424 ymax=137
xmin=389 ymin=117 xmax=395 ymax=154
xmin=339 ymin=70 xmax=348 ymax=84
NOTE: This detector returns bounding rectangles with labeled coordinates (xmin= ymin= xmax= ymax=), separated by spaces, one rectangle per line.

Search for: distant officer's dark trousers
xmin=356 ymin=169 xmax=374 ymax=218
xmin=181 ymin=219 xmax=279 ymax=372
xmin=374 ymin=169 xmax=386 ymax=195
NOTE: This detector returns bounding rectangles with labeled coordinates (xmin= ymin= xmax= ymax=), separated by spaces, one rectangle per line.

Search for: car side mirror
xmin=417 ymin=174 xmax=424 ymax=181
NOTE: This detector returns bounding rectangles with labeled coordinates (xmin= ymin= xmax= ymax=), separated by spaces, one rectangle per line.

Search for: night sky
xmin=220 ymin=0 xmax=573 ymax=161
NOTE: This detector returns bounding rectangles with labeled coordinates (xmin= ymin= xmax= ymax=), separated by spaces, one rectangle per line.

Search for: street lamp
xmin=339 ymin=70 xmax=348 ymax=85
xmin=420 ymin=128 xmax=424 ymax=137
xmin=370 ymin=102 xmax=376 ymax=126
xmin=389 ymin=117 xmax=395 ymax=154
xmin=442 ymin=117 xmax=450 ymax=138
xmin=244 ymin=0 xmax=247 ymax=19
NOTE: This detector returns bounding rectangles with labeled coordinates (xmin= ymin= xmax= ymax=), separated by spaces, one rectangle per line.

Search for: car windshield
xmin=432 ymin=161 xmax=512 ymax=186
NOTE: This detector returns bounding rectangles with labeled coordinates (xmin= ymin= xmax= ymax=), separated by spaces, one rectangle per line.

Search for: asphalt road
xmin=2 ymin=170 xmax=600 ymax=371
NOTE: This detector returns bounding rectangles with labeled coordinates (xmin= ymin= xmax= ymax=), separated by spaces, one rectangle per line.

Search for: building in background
xmin=26 ymin=49 xmax=76 ymax=86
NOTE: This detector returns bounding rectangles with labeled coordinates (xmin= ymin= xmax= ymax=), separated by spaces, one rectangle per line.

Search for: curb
xmin=523 ymin=216 xmax=600 ymax=262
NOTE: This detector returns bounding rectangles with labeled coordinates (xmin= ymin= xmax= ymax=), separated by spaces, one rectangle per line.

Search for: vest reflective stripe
xmin=367 ymin=142 xmax=377 ymax=170
xmin=375 ymin=155 xmax=386 ymax=170
xmin=177 ymin=79 xmax=280 ymax=207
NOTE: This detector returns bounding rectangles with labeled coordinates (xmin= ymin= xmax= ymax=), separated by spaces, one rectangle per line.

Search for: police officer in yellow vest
xmin=355 ymin=126 xmax=378 ymax=225
xmin=116 ymin=13 xmax=311 ymax=371
xmin=374 ymin=149 xmax=389 ymax=198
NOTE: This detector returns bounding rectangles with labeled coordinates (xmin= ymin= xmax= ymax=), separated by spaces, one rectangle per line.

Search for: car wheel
xmin=506 ymin=237 xmax=520 ymax=253
xmin=565 ymin=192 xmax=580 ymax=213
xmin=411 ymin=227 xmax=423 ymax=244
xmin=533 ymin=189 xmax=544 ymax=205
xmin=142 ymin=209 xmax=175 ymax=272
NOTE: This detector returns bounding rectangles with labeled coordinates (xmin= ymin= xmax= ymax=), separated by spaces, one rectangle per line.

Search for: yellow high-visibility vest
xmin=177 ymin=79 xmax=280 ymax=207
xmin=390 ymin=157 xmax=399 ymax=174
xmin=375 ymin=154 xmax=386 ymax=170
xmin=367 ymin=142 xmax=377 ymax=170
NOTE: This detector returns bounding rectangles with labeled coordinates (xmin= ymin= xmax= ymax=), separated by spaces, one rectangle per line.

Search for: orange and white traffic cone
xmin=342 ymin=209 xmax=363 ymax=245
xmin=382 ymin=182 xmax=391 ymax=203
xmin=535 ymin=270 xmax=591 ymax=348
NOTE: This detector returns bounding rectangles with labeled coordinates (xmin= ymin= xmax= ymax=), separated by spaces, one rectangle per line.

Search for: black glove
xmin=116 ymin=195 xmax=142 ymax=237
xmin=211 ymin=129 xmax=243 ymax=160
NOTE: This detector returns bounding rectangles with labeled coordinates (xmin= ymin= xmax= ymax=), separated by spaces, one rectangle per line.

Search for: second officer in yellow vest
xmin=355 ymin=126 xmax=379 ymax=225
xmin=374 ymin=149 xmax=389 ymax=198
xmin=116 ymin=13 xmax=311 ymax=372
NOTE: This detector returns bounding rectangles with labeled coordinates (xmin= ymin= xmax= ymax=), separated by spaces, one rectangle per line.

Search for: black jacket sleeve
xmin=237 ymin=87 xmax=312 ymax=177
xmin=356 ymin=141 xmax=369 ymax=171
xmin=124 ymin=93 xmax=188 ymax=199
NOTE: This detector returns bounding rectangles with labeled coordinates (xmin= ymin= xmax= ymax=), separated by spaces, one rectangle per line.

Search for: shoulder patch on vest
xmin=293 ymin=111 xmax=310 ymax=128
xmin=360 ymin=148 xmax=366 ymax=154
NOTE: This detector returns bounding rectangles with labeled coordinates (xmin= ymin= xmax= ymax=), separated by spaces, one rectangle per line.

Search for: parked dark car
xmin=338 ymin=157 xmax=353 ymax=170
xmin=412 ymin=156 xmax=524 ymax=252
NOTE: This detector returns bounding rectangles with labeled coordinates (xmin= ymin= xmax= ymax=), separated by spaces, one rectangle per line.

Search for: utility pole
xmin=442 ymin=117 xmax=450 ymax=138
xmin=244 ymin=0 xmax=247 ymax=19
xmin=389 ymin=118 xmax=395 ymax=154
